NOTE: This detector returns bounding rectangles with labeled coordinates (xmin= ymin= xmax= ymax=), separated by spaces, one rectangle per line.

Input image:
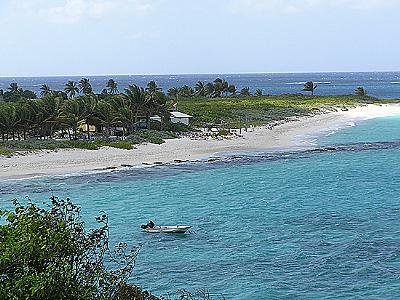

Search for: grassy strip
xmin=177 ymin=94 xmax=383 ymax=126
xmin=0 ymin=148 xmax=15 ymax=156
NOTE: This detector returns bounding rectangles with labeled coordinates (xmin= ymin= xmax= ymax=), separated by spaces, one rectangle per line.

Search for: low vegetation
xmin=0 ymin=148 xmax=14 ymax=155
xmin=177 ymin=94 xmax=381 ymax=126
xmin=126 ymin=130 xmax=177 ymax=145
xmin=0 ymin=130 xmax=177 ymax=153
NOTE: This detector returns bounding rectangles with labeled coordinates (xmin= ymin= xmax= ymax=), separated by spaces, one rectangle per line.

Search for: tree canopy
xmin=355 ymin=87 xmax=367 ymax=96
xmin=303 ymin=81 xmax=317 ymax=95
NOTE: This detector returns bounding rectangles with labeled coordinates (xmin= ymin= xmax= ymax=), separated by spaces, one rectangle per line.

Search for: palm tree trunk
xmin=134 ymin=112 xmax=139 ymax=131
xmin=86 ymin=120 xmax=90 ymax=140
xmin=73 ymin=125 xmax=77 ymax=140
xmin=146 ymin=113 xmax=151 ymax=130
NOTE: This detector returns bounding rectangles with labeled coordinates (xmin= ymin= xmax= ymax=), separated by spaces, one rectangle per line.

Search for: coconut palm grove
xmin=0 ymin=78 xmax=254 ymax=143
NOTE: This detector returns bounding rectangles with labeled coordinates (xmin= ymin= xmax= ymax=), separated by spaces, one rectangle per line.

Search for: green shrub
xmin=218 ymin=129 xmax=230 ymax=136
xmin=0 ymin=148 xmax=14 ymax=155
xmin=163 ymin=122 xmax=193 ymax=132
xmin=126 ymin=130 xmax=177 ymax=145
xmin=107 ymin=141 xmax=134 ymax=150
xmin=0 ymin=139 xmax=68 ymax=150
xmin=66 ymin=141 xmax=99 ymax=150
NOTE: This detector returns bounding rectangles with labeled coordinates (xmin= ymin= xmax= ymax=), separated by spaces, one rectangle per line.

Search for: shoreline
xmin=2 ymin=104 xmax=400 ymax=181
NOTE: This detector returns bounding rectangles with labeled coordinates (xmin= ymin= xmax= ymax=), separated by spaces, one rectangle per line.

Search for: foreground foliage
xmin=0 ymin=196 xmax=142 ymax=300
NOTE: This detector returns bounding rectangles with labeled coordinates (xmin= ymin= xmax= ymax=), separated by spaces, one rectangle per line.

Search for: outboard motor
xmin=148 ymin=221 xmax=155 ymax=228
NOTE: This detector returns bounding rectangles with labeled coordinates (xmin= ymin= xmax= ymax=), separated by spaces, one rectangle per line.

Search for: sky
xmin=0 ymin=0 xmax=399 ymax=76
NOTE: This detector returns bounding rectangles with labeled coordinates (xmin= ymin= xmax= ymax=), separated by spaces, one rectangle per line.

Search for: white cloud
xmin=44 ymin=0 xmax=87 ymax=24
xmin=34 ymin=0 xmax=158 ymax=24
xmin=228 ymin=0 xmax=398 ymax=15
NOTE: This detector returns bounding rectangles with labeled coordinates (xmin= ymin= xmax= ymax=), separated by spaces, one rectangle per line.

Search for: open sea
xmin=1 ymin=72 xmax=400 ymax=299
xmin=0 ymin=71 xmax=400 ymax=98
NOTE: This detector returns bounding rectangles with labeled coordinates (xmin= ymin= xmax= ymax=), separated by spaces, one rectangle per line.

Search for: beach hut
xmin=170 ymin=111 xmax=192 ymax=125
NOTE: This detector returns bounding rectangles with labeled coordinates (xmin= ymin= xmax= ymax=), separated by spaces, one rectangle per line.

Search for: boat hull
xmin=143 ymin=225 xmax=191 ymax=233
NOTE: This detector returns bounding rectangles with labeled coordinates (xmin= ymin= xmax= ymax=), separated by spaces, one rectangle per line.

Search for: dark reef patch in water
xmin=1 ymin=139 xmax=400 ymax=198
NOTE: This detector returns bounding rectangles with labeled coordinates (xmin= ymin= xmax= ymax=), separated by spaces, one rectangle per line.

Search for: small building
xmin=170 ymin=111 xmax=192 ymax=125
xmin=79 ymin=124 xmax=96 ymax=133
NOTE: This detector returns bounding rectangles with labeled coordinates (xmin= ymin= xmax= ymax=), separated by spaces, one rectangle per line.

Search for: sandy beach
xmin=1 ymin=104 xmax=400 ymax=180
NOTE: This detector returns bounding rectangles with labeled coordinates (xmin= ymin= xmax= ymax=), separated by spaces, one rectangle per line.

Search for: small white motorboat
xmin=141 ymin=224 xmax=191 ymax=233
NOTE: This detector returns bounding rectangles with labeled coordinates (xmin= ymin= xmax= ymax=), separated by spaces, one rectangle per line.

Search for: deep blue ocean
xmin=1 ymin=71 xmax=400 ymax=98
xmin=1 ymin=113 xmax=400 ymax=299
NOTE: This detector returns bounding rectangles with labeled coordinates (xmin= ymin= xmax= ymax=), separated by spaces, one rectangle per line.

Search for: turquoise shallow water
xmin=1 ymin=116 xmax=400 ymax=299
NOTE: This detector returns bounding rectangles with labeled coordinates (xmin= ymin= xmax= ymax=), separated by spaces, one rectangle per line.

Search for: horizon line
xmin=1 ymin=70 xmax=400 ymax=78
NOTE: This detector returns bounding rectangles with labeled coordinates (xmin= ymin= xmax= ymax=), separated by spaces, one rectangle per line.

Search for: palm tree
xmin=8 ymin=83 xmax=19 ymax=94
xmin=62 ymin=98 xmax=87 ymax=140
xmin=194 ymin=81 xmax=206 ymax=97
xmin=40 ymin=84 xmax=52 ymax=97
xmin=106 ymin=79 xmax=119 ymax=94
xmin=95 ymin=101 xmax=115 ymax=137
xmin=41 ymin=95 xmax=62 ymax=138
xmin=303 ymin=81 xmax=317 ymax=95
xmin=18 ymin=100 xmax=44 ymax=139
xmin=109 ymin=96 xmax=132 ymax=137
xmin=0 ymin=103 xmax=20 ymax=140
xmin=240 ymin=87 xmax=251 ymax=96
xmin=80 ymin=95 xmax=97 ymax=140
xmin=78 ymin=78 xmax=93 ymax=95
xmin=221 ymin=79 xmax=229 ymax=96
xmin=228 ymin=84 xmax=237 ymax=96
xmin=213 ymin=78 xmax=223 ymax=97
xmin=122 ymin=84 xmax=147 ymax=132
xmin=167 ymin=87 xmax=179 ymax=99
xmin=146 ymin=81 xmax=162 ymax=95
xmin=355 ymin=87 xmax=367 ymax=96
xmin=64 ymin=81 xmax=79 ymax=99
xmin=178 ymin=85 xmax=194 ymax=97
xmin=255 ymin=89 xmax=263 ymax=97
xmin=15 ymin=101 xmax=34 ymax=140
xmin=144 ymin=91 xmax=167 ymax=129
xmin=204 ymin=83 xmax=215 ymax=97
